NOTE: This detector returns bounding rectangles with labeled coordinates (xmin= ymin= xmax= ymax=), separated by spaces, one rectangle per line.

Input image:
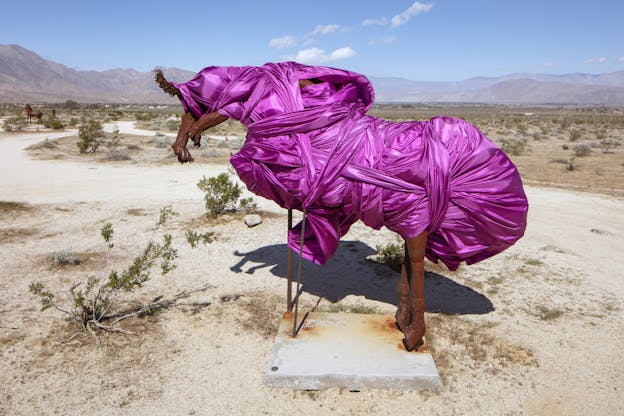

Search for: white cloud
xmin=543 ymin=62 xmax=559 ymax=68
xmin=313 ymin=24 xmax=340 ymax=35
xmin=618 ymin=56 xmax=624 ymax=63
xmin=362 ymin=17 xmax=388 ymax=27
xmin=269 ymin=35 xmax=297 ymax=50
xmin=369 ymin=36 xmax=396 ymax=46
xmin=292 ymin=47 xmax=357 ymax=64
xmin=390 ymin=2 xmax=434 ymax=28
xmin=328 ymin=47 xmax=357 ymax=61
xmin=584 ymin=57 xmax=608 ymax=64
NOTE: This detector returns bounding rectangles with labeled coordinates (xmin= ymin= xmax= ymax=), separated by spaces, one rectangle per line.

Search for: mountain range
xmin=2 ymin=44 xmax=624 ymax=105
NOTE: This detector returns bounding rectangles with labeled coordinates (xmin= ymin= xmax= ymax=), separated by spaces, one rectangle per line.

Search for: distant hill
xmin=2 ymin=44 xmax=624 ymax=104
xmin=0 ymin=44 xmax=194 ymax=103
xmin=369 ymin=73 xmax=624 ymax=104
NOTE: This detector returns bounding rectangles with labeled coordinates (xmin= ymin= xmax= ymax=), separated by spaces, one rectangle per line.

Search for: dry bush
xmin=3 ymin=115 xmax=27 ymax=132
xmin=197 ymin=173 xmax=257 ymax=217
xmin=47 ymin=250 xmax=82 ymax=267
xmin=499 ymin=137 xmax=529 ymax=156
xmin=600 ymin=138 xmax=621 ymax=154
xmin=77 ymin=119 xmax=104 ymax=153
xmin=104 ymin=150 xmax=132 ymax=161
xmin=573 ymin=144 xmax=592 ymax=157
xmin=30 ymin=207 xmax=214 ymax=346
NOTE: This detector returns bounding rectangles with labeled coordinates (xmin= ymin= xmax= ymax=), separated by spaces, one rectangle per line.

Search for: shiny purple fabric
xmin=172 ymin=62 xmax=528 ymax=270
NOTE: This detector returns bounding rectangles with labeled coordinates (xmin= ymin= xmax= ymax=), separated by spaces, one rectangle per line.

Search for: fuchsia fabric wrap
xmin=172 ymin=62 xmax=528 ymax=270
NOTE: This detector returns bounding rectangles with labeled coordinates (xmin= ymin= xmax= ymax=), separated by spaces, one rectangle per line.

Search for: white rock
xmin=244 ymin=214 xmax=262 ymax=227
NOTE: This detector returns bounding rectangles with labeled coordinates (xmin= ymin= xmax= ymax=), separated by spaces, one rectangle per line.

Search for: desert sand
xmin=1 ymin=122 xmax=623 ymax=415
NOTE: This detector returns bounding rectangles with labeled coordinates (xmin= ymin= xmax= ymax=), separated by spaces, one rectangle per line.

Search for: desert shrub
xmin=68 ymin=117 xmax=79 ymax=126
xmin=239 ymin=197 xmax=258 ymax=214
xmin=30 ymin=207 xmax=212 ymax=345
xmin=147 ymin=137 xmax=170 ymax=148
xmin=38 ymin=138 xmax=58 ymax=149
xmin=48 ymin=250 xmax=82 ymax=267
xmin=101 ymin=222 xmax=113 ymax=248
xmin=127 ymin=144 xmax=141 ymax=151
xmin=77 ymin=119 xmax=104 ymax=153
xmin=185 ymin=230 xmax=216 ymax=248
xmin=44 ymin=116 xmax=64 ymax=130
xmin=499 ymin=138 xmax=529 ymax=156
xmin=566 ymin=157 xmax=577 ymax=171
xmin=515 ymin=122 xmax=528 ymax=135
xmin=104 ymin=127 xmax=120 ymax=150
xmin=104 ymin=150 xmax=132 ymax=161
xmin=166 ymin=119 xmax=180 ymax=131
xmin=560 ymin=118 xmax=570 ymax=131
xmin=573 ymin=144 xmax=592 ymax=157
xmin=3 ymin=116 xmax=27 ymax=132
xmin=600 ymin=138 xmax=621 ymax=154
xmin=156 ymin=205 xmax=178 ymax=228
xmin=569 ymin=129 xmax=582 ymax=142
xmin=374 ymin=241 xmax=404 ymax=271
xmin=135 ymin=112 xmax=158 ymax=121
xmin=197 ymin=172 xmax=256 ymax=217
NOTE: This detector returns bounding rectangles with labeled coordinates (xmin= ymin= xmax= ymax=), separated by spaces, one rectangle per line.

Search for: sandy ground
xmin=1 ymin=124 xmax=623 ymax=415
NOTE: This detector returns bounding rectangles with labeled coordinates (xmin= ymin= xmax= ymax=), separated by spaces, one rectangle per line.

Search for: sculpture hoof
xmin=402 ymin=337 xmax=424 ymax=352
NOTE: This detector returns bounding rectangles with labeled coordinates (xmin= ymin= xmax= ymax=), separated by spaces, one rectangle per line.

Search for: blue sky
xmin=2 ymin=1 xmax=623 ymax=81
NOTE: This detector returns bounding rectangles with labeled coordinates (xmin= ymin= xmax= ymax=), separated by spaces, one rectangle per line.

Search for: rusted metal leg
xmin=401 ymin=231 xmax=427 ymax=351
xmin=395 ymin=241 xmax=411 ymax=331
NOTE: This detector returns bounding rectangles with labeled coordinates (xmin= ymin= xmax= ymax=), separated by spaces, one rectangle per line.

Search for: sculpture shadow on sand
xmin=230 ymin=240 xmax=494 ymax=315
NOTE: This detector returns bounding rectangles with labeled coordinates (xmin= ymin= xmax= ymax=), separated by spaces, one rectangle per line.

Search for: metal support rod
xmin=286 ymin=209 xmax=293 ymax=312
xmin=292 ymin=210 xmax=307 ymax=337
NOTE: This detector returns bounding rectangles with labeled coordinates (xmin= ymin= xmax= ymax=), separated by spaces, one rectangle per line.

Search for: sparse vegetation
xmin=569 ymin=129 xmax=582 ymax=142
xmin=197 ymin=172 xmax=256 ymax=217
xmin=44 ymin=116 xmax=64 ymax=130
xmin=103 ymin=149 xmax=131 ymax=161
xmin=238 ymin=197 xmax=258 ymax=214
xmin=600 ymin=138 xmax=621 ymax=154
xmin=185 ymin=230 xmax=216 ymax=248
xmin=47 ymin=250 xmax=82 ymax=267
xmin=104 ymin=128 xmax=121 ymax=150
xmin=374 ymin=240 xmax=404 ymax=271
xmin=77 ymin=119 xmax=104 ymax=153
xmin=29 ymin=207 xmax=215 ymax=346
xmin=499 ymin=137 xmax=529 ymax=156
xmin=573 ymin=144 xmax=592 ymax=157
xmin=3 ymin=115 xmax=27 ymax=132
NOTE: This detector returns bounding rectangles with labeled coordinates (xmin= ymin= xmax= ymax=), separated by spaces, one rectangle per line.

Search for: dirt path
xmin=1 ymin=126 xmax=623 ymax=416
xmin=0 ymin=125 xmax=262 ymax=207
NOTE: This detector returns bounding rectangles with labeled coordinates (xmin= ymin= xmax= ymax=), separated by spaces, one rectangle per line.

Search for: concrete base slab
xmin=265 ymin=312 xmax=442 ymax=390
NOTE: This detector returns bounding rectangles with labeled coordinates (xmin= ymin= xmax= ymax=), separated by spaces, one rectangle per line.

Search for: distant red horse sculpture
xmin=25 ymin=105 xmax=43 ymax=124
